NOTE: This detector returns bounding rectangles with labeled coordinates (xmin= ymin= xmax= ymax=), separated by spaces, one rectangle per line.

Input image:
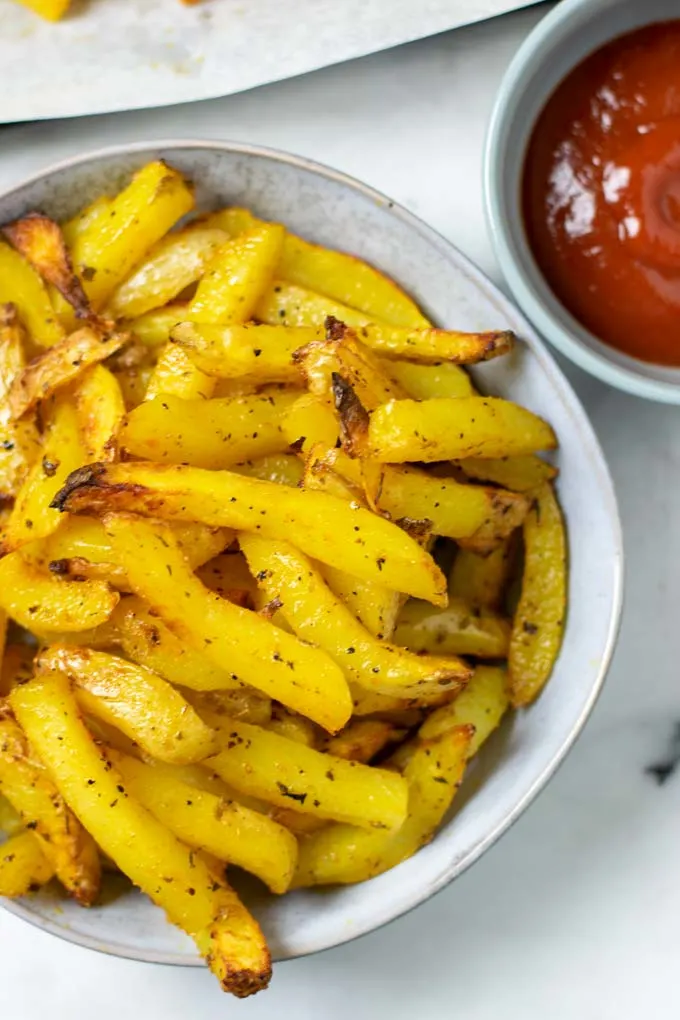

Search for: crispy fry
xmin=61 ymin=197 xmax=110 ymax=248
xmin=449 ymin=539 xmax=516 ymax=611
xmin=351 ymin=324 xmax=515 ymax=363
xmin=241 ymin=535 xmax=470 ymax=700
xmin=37 ymin=645 xmax=218 ymax=764
xmin=107 ymin=227 xmax=228 ymax=319
xmin=294 ymin=725 xmax=472 ymax=886
xmin=53 ymin=462 xmax=447 ymax=604
xmin=387 ymin=360 xmax=474 ymax=399
xmin=0 ymin=242 xmax=65 ymax=348
xmin=75 ymin=364 xmax=125 ymax=461
xmin=393 ymin=597 xmax=510 ymax=659
xmin=0 ymin=830 xmax=54 ymax=897
xmin=206 ymin=719 xmax=408 ymax=829
xmin=368 ymin=397 xmax=557 ymax=462
xmin=11 ymin=672 xmax=271 ymax=996
xmin=0 ymin=305 xmax=41 ymax=501
xmin=171 ymin=321 xmax=313 ymax=383
xmin=8 ymin=326 xmax=127 ymax=420
xmin=509 ymin=483 xmax=567 ymax=706
xmin=0 ymin=713 xmax=100 ymax=904
xmin=2 ymin=213 xmax=90 ymax=320
xmin=103 ymin=514 xmax=352 ymax=732
xmin=0 ymin=551 xmax=118 ymax=631
xmin=419 ymin=665 xmax=509 ymax=756
xmin=456 ymin=454 xmax=558 ymax=492
xmin=323 ymin=719 xmax=401 ymax=763
xmin=145 ymin=343 xmax=216 ymax=401
xmin=119 ymin=388 xmax=300 ymax=469
xmin=108 ymin=748 xmax=298 ymax=893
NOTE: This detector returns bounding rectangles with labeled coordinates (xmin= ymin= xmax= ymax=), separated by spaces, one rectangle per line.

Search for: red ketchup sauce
xmin=523 ymin=21 xmax=680 ymax=366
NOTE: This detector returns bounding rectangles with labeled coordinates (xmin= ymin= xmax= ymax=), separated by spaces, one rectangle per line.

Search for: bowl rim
xmin=483 ymin=0 xmax=680 ymax=405
xmin=0 ymin=137 xmax=624 ymax=967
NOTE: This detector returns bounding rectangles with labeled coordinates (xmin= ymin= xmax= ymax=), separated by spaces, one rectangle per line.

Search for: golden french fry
xmin=10 ymin=672 xmax=271 ymax=997
xmin=456 ymin=454 xmax=558 ymax=492
xmin=0 ymin=713 xmax=101 ymax=904
xmin=351 ymin=324 xmax=514 ymax=364
xmin=75 ymin=364 xmax=125 ymax=461
xmin=119 ymin=388 xmax=300 ymax=469
xmin=0 ymin=830 xmax=54 ymax=897
xmin=205 ymin=207 xmax=429 ymax=327
xmin=393 ymin=597 xmax=510 ymax=659
xmin=323 ymin=719 xmax=400 ymax=763
xmin=61 ymin=196 xmax=110 ymax=248
xmin=0 ymin=242 xmax=65 ymax=348
xmin=107 ymin=227 xmax=229 ymax=319
xmin=69 ymin=161 xmax=195 ymax=311
xmin=419 ymin=665 xmax=509 ymax=756
xmin=376 ymin=464 xmax=529 ymax=549
xmin=0 ymin=305 xmax=41 ymax=501
xmin=449 ymin=538 xmax=516 ymax=611
xmin=2 ymin=213 xmax=91 ymax=320
xmin=387 ymin=360 xmax=474 ymax=399
xmin=103 ymin=514 xmax=352 ymax=732
xmin=240 ymin=535 xmax=470 ymax=700
xmin=281 ymin=393 xmax=339 ymax=453
xmin=53 ymin=462 xmax=448 ymax=605
xmin=368 ymin=397 xmax=557 ymax=462
xmin=187 ymin=225 xmax=284 ymax=325
xmin=206 ymin=719 xmax=408 ymax=829
xmin=145 ymin=342 xmax=216 ymax=401
xmin=2 ymin=393 xmax=86 ymax=551
xmin=108 ymin=748 xmax=298 ymax=893
xmin=233 ymin=453 xmax=303 ymax=487
xmin=0 ymin=551 xmax=118 ymax=631
xmin=256 ymin=281 xmax=373 ymax=329
xmin=8 ymin=326 xmax=127 ymax=420
xmin=37 ymin=645 xmax=218 ymax=764
xmin=509 ymin=483 xmax=567 ymax=706
xmin=294 ymin=725 xmax=472 ymax=886
xmin=171 ymin=321 xmax=314 ymax=383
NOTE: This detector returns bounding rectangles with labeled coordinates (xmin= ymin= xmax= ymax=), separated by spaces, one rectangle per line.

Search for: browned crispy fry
xmin=2 ymin=213 xmax=91 ymax=320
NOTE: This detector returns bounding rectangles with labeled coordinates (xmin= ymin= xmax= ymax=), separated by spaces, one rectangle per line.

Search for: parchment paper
xmin=0 ymin=0 xmax=541 ymax=123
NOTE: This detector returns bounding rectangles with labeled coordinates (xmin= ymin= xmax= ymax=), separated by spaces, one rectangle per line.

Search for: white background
xmin=3 ymin=5 xmax=680 ymax=1018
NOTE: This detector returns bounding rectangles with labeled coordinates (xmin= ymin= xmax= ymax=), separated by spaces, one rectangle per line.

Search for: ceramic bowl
xmin=0 ymin=140 xmax=623 ymax=966
xmin=484 ymin=0 xmax=680 ymax=403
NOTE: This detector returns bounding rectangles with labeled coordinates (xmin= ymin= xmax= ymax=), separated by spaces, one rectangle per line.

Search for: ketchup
xmin=523 ymin=21 xmax=680 ymax=366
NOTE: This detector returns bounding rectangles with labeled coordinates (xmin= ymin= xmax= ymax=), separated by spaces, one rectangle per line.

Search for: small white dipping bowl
xmin=485 ymin=0 xmax=680 ymax=403
xmin=0 ymin=140 xmax=623 ymax=968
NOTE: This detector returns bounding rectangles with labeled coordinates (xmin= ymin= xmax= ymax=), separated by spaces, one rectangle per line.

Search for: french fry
xmin=69 ymin=161 xmax=195 ymax=310
xmin=448 ymin=539 xmax=515 ymax=611
xmin=294 ymin=725 xmax=472 ymax=886
xmin=119 ymin=388 xmax=300 ymax=469
xmin=387 ymin=360 xmax=474 ymax=399
xmin=2 ymin=392 xmax=86 ymax=551
xmin=107 ymin=748 xmax=298 ymax=893
xmin=128 ymin=305 xmax=187 ymax=349
xmin=107 ymin=227 xmax=229 ymax=319
xmin=281 ymin=393 xmax=339 ymax=453
xmin=419 ymin=664 xmax=509 ymax=756
xmin=145 ymin=343 xmax=216 ymax=401
xmin=455 ymin=454 xmax=558 ymax=492
xmin=240 ymin=534 xmax=470 ymax=700
xmin=321 ymin=564 xmax=402 ymax=641
xmin=376 ymin=464 xmax=529 ymax=550
xmin=0 ymin=242 xmax=65 ymax=348
xmin=10 ymin=672 xmax=271 ymax=997
xmin=206 ymin=719 xmax=408 ymax=829
xmin=171 ymin=321 xmax=313 ymax=383
xmin=233 ymin=453 xmax=303 ymax=487
xmin=205 ymin=207 xmax=429 ymax=327
xmin=352 ymin=324 xmax=515 ymax=364
xmin=393 ymin=597 xmax=510 ymax=659
xmin=187 ymin=225 xmax=284 ymax=325
xmin=0 ymin=305 xmax=41 ymax=502
xmin=103 ymin=514 xmax=352 ymax=732
xmin=75 ymin=364 xmax=125 ymax=461
xmin=508 ymin=483 xmax=567 ymax=706
xmin=0 ymin=713 xmax=101 ymax=904
xmin=0 ymin=551 xmax=118 ymax=631
xmin=8 ymin=326 xmax=127 ymax=421
xmin=323 ymin=719 xmax=401 ymax=763
xmin=256 ymin=281 xmax=373 ymax=329
xmin=61 ymin=196 xmax=110 ymax=249
xmin=0 ymin=830 xmax=54 ymax=897
xmin=37 ymin=645 xmax=218 ymax=764
xmin=368 ymin=397 xmax=557 ymax=462
xmin=53 ymin=462 xmax=448 ymax=604
xmin=2 ymin=213 xmax=91 ymax=320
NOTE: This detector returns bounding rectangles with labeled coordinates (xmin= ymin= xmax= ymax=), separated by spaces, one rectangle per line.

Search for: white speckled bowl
xmin=0 ymin=141 xmax=623 ymax=967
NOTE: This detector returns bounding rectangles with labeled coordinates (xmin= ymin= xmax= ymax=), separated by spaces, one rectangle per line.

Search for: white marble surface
xmin=2 ymin=5 xmax=680 ymax=1018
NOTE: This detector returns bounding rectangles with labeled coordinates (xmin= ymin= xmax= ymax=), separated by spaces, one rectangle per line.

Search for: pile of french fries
xmin=0 ymin=160 xmax=566 ymax=996
xmin=14 ymin=0 xmax=199 ymax=21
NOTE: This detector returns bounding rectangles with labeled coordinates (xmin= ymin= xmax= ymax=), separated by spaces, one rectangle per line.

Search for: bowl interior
xmin=485 ymin=0 xmax=680 ymax=402
xmin=0 ymin=142 xmax=622 ymax=964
